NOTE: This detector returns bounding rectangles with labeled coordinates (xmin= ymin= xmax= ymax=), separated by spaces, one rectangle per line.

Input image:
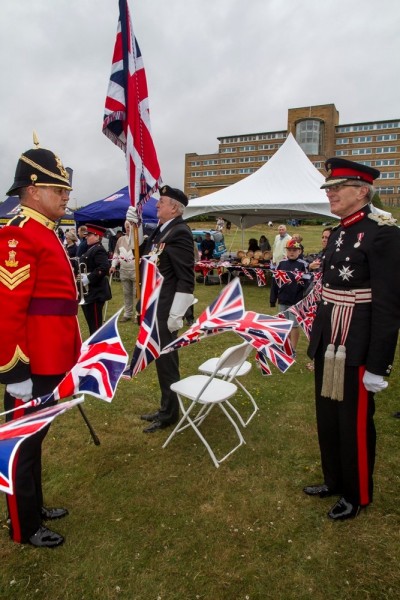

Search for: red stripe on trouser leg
xmin=7 ymin=448 xmax=22 ymax=543
xmin=357 ymin=366 xmax=370 ymax=506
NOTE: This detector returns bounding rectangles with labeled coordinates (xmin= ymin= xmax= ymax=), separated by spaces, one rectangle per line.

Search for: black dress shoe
xmin=328 ymin=497 xmax=362 ymax=521
xmin=41 ymin=507 xmax=69 ymax=521
xmin=393 ymin=411 xmax=400 ymax=419
xmin=303 ymin=484 xmax=339 ymax=498
xmin=143 ymin=420 xmax=170 ymax=433
xmin=28 ymin=526 xmax=64 ymax=548
xmin=140 ymin=411 xmax=160 ymax=422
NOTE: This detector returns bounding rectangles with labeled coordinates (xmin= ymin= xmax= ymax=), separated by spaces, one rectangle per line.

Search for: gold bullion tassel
xmin=331 ymin=344 xmax=346 ymax=402
xmin=321 ymin=343 xmax=335 ymax=398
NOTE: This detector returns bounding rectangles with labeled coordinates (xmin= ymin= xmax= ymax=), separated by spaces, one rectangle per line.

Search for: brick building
xmin=184 ymin=103 xmax=400 ymax=207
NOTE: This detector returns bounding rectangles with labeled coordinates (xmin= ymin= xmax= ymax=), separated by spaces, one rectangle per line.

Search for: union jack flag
xmin=287 ymin=274 xmax=323 ymax=340
xmin=127 ymin=258 xmax=164 ymax=376
xmin=254 ymin=268 xmax=267 ymax=287
xmin=273 ymin=270 xmax=291 ymax=287
xmin=162 ymin=278 xmax=294 ymax=376
xmin=103 ymin=0 xmax=161 ymax=214
xmin=0 ymin=397 xmax=83 ymax=495
xmin=162 ymin=278 xmax=246 ymax=354
xmin=34 ymin=311 xmax=129 ymax=405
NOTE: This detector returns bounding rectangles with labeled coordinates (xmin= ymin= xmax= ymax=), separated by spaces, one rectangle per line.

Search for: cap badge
xmin=55 ymin=155 xmax=68 ymax=179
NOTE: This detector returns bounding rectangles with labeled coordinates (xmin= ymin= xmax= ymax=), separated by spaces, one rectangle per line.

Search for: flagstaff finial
xmin=33 ymin=131 xmax=40 ymax=148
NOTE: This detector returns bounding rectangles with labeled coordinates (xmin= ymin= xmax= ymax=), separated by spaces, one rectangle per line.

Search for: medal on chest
xmin=354 ymin=232 xmax=364 ymax=248
xmin=147 ymin=242 xmax=165 ymax=265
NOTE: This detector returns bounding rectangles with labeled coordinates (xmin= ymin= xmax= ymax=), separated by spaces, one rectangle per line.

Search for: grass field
xmin=1 ymin=221 xmax=400 ymax=600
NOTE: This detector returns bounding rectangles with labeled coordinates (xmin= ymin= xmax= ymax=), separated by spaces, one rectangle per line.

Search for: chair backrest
xmin=214 ymin=342 xmax=253 ymax=378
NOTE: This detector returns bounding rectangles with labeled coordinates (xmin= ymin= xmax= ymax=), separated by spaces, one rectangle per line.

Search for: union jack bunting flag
xmin=161 ymin=278 xmax=246 ymax=355
xmin=273 ymin=270 xmax=291 ymax=287
xmin=127 ymin=258 xmax=164 ymax=376
xmin=287 ymin=274 xmax=323 ymax=340
xmin=254 ymin=268 xmax=267 ymax=287
xmin=0 ymin=397 xmax=83 ymax=495
xmin=35 ymin=311 xmax=128 ymax=405
xmin=103 ymin=0 xmax=161 ymax=213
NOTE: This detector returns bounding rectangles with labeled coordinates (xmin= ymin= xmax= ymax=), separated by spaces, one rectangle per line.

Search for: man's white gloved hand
xmin=6 ymin=378 xmax=34 ymax=402
xmin=126 ymin=206 xmax=139 ymax=224
xmin=167 ymin=292 xmax=196 ymax=332
xmin=81 ymin=274 xmax=89 ymax=286
xmin=363 ymin=370 xmax=388 ymax=393
xmin=126 ymin=206 xmax=143 ymax=244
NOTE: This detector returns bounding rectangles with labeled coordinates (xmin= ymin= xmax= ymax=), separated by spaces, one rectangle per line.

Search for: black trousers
xmin=82 ymin=301 xmax=104 ymax=335
xmin=154 ymin=318 xmax=180 ymax=425
xmin=314 ymin=346 xmax=376 ymax=506
xmin=5 ymin=374 xmax=63 ymax=543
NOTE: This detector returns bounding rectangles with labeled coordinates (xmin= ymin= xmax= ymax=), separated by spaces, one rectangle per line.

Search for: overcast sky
xmin=0 ymin=0 xmax=398 ymax=208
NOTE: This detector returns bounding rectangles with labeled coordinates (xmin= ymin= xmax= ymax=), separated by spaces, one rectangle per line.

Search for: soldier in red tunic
xmin=0 ymin=137 xmax=81 ymax=547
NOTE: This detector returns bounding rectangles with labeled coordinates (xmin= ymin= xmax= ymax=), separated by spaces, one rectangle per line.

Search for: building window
xmin=376 ymin=146 xmax=397 ymax=154
xmin=376 ymin=187 xmax=394 ymax=195
xmin=352 ymin=148 xmax=372 ymax=155
xmin=336 ymin=138 xmax=349 ymax=145
xmin=376 ymin=134 xmax=398 ymax=141
xmin=295 ymin=120 xmax=322 ymax=155
xmin=352 ymin=136 xmax=372 ymax=143
xmin=375 ymin=159 xmax=396 ymax=166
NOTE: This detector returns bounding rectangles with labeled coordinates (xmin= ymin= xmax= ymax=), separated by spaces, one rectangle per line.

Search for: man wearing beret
xmin=0 ymin=138 xmax=81 ymax=547
xmin=305 ymin=158 xmax=400 ymax=520
xmin=127 ymin=185 xmax=195 ymax=433
xmin=78 ymin=223 xmax=111 ymax=335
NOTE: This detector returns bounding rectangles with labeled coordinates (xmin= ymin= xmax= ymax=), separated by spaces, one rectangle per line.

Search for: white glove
xmin=81 ymin=274 xmax=89 ymax=286
xmin=363 ymin=370 xmax=388 ymax=393
xmin=6 ymin=378 xmax=34 ymax=402
xmin=126 ymin=206 xmax=139 ymax=224
xmin=167 ymin=292 xmax=196 ymax=332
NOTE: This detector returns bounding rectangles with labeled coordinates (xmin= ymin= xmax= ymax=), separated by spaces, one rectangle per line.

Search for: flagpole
xmin=133 ymin=225 xmax=141 ymax=304
xmin=77 ymin=401 xmax=101 ymax=446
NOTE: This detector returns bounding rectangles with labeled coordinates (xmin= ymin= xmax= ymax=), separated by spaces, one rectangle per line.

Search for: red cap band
xmin=330 ymin=167 xmax=374 ymax=184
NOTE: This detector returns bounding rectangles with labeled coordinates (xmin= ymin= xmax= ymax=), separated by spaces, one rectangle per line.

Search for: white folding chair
xmin=162 ymin=345 xmax=249 ymax=467
xmin=198 ymin=342 xmax=258 ymax=427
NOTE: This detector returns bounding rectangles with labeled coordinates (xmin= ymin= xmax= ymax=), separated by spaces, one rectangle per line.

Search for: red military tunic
xmin=0 ymin=206 xmax=81 ymax=383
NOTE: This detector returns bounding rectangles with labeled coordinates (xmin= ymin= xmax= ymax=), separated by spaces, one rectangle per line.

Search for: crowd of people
xmin=1 ymin=140 xmax=400 ymax=550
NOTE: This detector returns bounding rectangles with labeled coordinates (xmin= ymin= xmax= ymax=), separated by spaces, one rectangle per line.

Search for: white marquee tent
xmin=184 ymin=133 xmax=335 ymax=229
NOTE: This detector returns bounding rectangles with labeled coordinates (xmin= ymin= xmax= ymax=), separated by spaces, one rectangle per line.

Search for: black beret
xmin=159 ymin=185 xmax=188 ymax=207
xmin=7 ymin=147 xmax=72 ymax=196
xmin=321 ymin=158 xmax=380 ymax=189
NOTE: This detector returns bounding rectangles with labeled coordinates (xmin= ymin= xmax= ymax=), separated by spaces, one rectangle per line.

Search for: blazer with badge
xmin=144 ymin=216 xmax=195 ymax=318
xmin=79 ymin=242 xmax=111 ymax=304
xmin=308 ymin=205 xmax=400 ymax=375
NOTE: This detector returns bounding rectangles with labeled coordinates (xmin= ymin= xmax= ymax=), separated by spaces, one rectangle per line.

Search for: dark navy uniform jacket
xmin=144 ymin=217 xmax=194 ymax=319
xmin=308 ymin=204 xmax=400 ymax=374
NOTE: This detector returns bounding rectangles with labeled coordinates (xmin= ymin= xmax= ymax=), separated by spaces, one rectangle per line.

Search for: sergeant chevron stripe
xmin=0 ymin=265 xmax=30 ymax=289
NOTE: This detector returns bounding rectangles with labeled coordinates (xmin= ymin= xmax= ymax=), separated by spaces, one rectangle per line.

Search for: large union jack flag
xmin=33 ymin=310 xmax=129 ymax=406
xmin=103 ymin=0 xmax=161 ymax=214
xmin=0 ymin=397 xmax=83 ymax=495
xmin=126 ymin=258 xmax=164 ymax=376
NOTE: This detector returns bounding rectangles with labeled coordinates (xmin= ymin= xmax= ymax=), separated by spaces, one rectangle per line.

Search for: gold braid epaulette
xmin=368 ymin=213 xmax=398 ymax=226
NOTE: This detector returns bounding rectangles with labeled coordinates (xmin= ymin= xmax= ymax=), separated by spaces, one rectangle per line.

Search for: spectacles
xmin=47 ymin=186 xmax=71 ymax=198
xmin=324 ymin=184 xmax=362 ymax=193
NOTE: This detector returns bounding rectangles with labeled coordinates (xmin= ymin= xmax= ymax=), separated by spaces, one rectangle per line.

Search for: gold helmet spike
xmin=33 ymin=131 xmax=40 ymax=148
